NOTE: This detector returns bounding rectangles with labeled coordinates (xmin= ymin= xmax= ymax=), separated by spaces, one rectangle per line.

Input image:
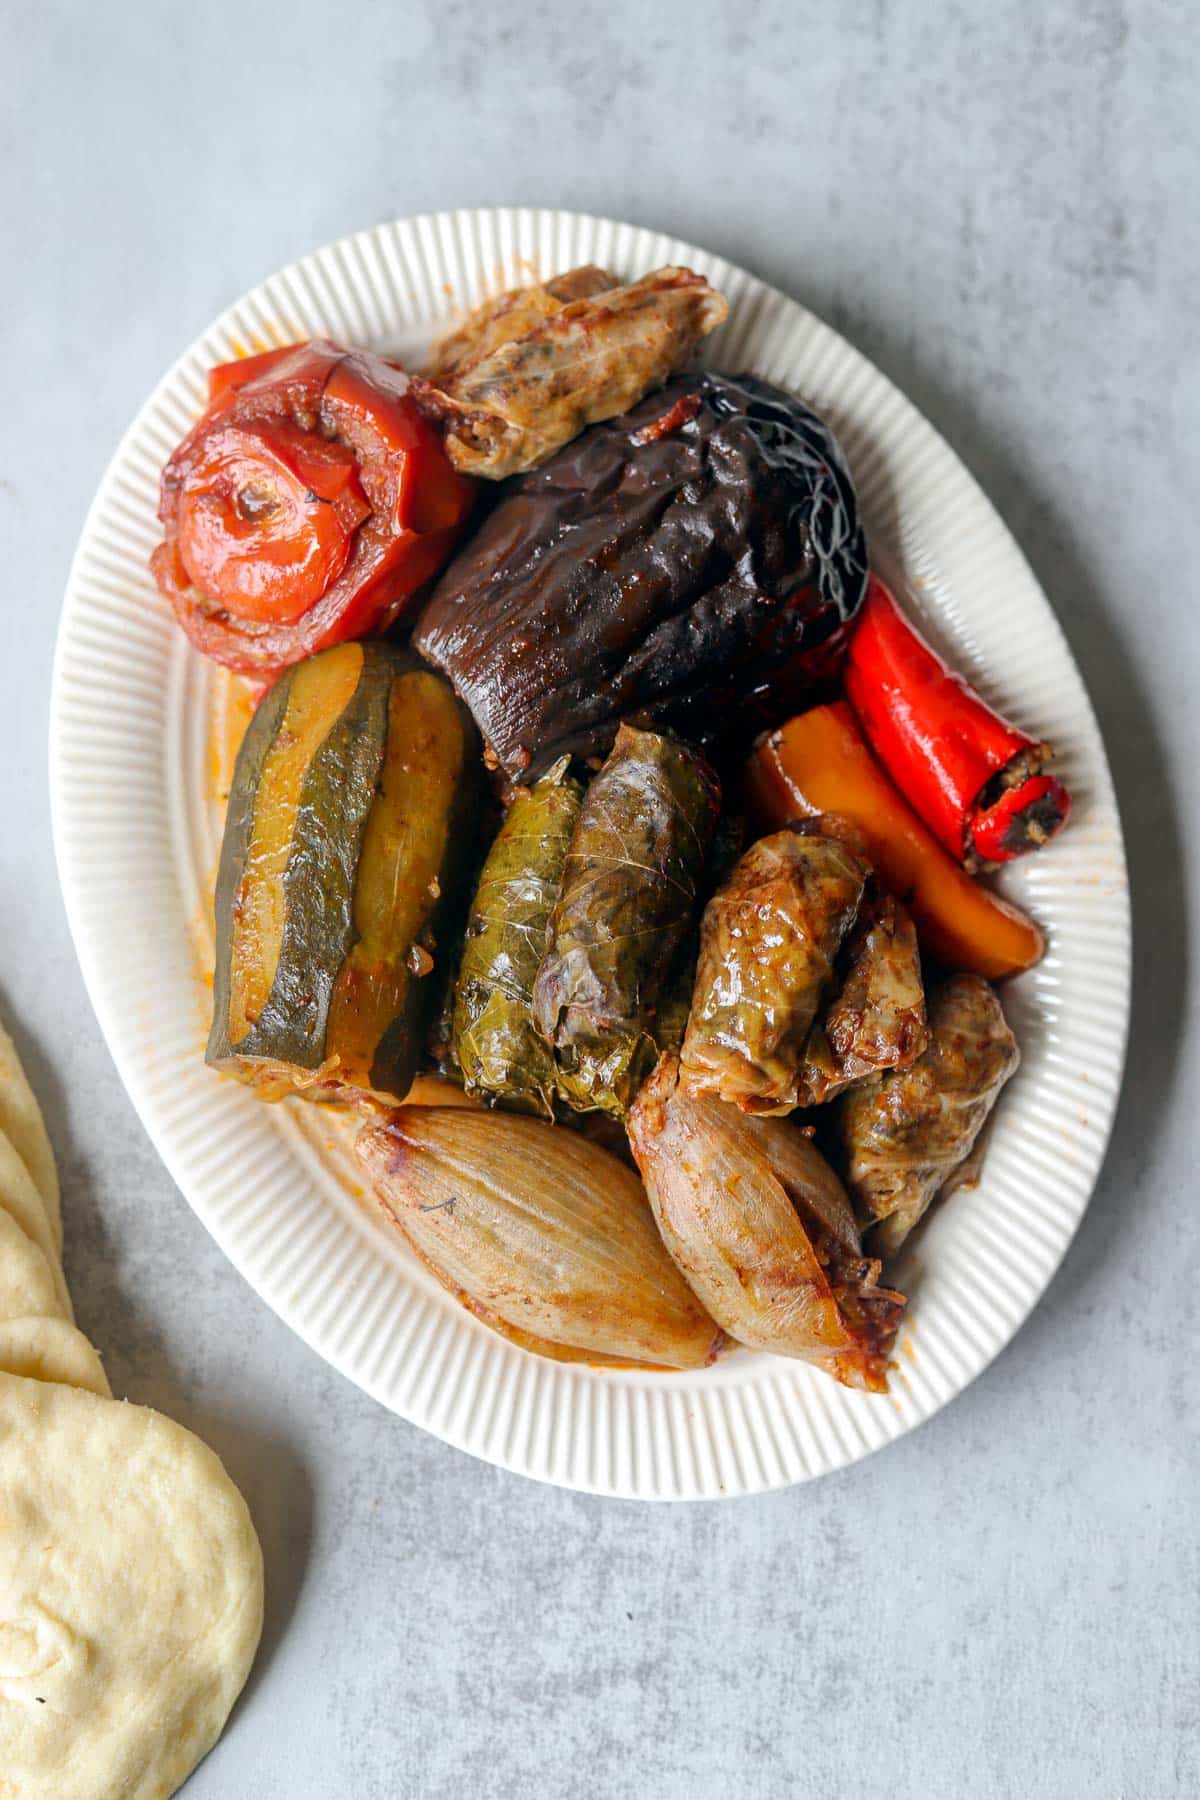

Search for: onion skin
xmin=737 ymin=1115 xmax=863 ymax=1259
xmin=628 ymin=1056 xmax=903 ymax=1392
xmin=355 ymin=1107 xmax=722 ymax=1371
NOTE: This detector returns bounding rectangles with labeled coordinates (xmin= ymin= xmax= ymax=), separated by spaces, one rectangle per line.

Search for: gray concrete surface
xmin=3 ymin=2 xmax=1198 ymax=1794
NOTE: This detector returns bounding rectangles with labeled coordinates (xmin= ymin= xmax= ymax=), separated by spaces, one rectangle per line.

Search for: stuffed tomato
xmin=152 ymin=341 xmax=475 ymax=675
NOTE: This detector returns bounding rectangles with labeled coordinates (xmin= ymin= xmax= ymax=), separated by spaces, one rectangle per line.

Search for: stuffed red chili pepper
xmin=151 ymin=340 xmax=476 ymax=676
xmin=844 ymin=576 xmax=1071 ymax=868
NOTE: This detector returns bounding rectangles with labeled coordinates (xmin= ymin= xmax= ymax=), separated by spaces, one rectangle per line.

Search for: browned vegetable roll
xmin=794 ymin=895 xmax=928 ymax=1106
xmin=430 ymin=266 xmax=618 ymax=380
xmin=356 ymin=1106 xmax=722 ymax=1370
xmin=839 ymin=973 xmax=1020 ymax=1257
xmin=415 ymin=267 xmax=728 ymax=478
xmin=679 ymin=828 xmax=867 ymax=1114
xmin=628 ymin=1056 xmax=904 ymax=1391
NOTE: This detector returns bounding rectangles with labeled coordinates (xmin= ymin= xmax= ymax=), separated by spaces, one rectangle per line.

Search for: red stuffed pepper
xmin=151 ymin=341 xmax=475 ymax=676
xmin=844 ymin=576 xmax=1071 ymax=869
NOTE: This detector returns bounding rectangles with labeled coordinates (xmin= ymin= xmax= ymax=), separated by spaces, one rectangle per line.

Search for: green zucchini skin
xmin=207 ymin=664 xmax=298 ymax=1068
xmin=207 ymin=640 xmax=478 ymax=1102
xmin=239 ymin=654 xmax=394 ymax=1071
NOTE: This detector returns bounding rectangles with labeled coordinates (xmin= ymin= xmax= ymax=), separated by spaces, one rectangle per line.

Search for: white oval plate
xmin=51 ymin=209 xmax=1129 ymax=1498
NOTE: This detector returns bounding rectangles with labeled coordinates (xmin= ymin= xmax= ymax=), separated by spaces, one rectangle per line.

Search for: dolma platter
xmin=50 ymin=208 xmax=1130 ymax=1498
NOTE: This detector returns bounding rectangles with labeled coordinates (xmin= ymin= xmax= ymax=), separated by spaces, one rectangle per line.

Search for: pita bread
xmin=0 ymin=1024 xmax=60 ymax=1253
xmin=0 ymin=1134 xmax=70 ymax=1321
xmin=0 ymin=1211 xmax=68 ymax=1328
xmin=0 ymin=1374 xmax=264 ymax=1798
xmin=0 ymin=1318 xmax=109 ymax=1398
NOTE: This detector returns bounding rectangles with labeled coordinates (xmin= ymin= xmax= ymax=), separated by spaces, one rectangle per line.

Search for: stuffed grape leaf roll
xmin=839 ymin=973 xmax=1020 ymax=1257
xmin=453 ymin=758 xmax=583 ymax=1115
xmin=532 ymin=725 xmax=720 ymax=1116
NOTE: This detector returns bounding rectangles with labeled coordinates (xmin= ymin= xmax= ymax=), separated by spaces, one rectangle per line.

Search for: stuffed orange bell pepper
xmin=745 ymin=702 xmax=1044 ymax=979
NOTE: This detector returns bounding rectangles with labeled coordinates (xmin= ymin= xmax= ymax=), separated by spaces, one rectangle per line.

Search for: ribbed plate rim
xmin=49 ymin=208 xmax=1131 ymax=1499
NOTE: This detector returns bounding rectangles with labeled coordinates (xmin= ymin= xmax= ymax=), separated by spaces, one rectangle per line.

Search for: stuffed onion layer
xmin=628 ymin=1056 xmax=904 ymax=1392
xmin=357 ymin=1106 xmax=722 ymax=1370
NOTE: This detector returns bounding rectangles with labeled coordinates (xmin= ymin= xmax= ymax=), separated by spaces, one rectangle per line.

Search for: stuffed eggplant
xmin=680 ymin=827 xmax=868 ymax=1115
xmin=208 ymin=640 xmax=478 ymax=1103
xmin=414 ymin=372 xmax=868 ymax=780
xmin=628 ymin=1056 xmax=904 ymax=1391
xmin=532 ymin=725 xmax=720 ymax=1116
xmin=453 ymin=757 xmax=583 ymax=1114
xmin=839 ymin=973 xmax=1020 ymax=1256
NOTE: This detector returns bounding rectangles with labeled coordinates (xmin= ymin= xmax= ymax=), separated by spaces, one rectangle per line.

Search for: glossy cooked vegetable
xmin=453 ymin=758 xmax=583 ymax=1115
xmin=680 ymin=828 xmax=868 ymax=1115
xmin=430 ymin=266 xmax=618 ymax=379
xmin=356 ymin=1106 xmax=722 ymax=1369
xmin=844 ymin=576 xmax=1070 ymax=867
xmin=208 ymin=641 xmax=478 ymax=1102
xmin=531 ymin=726 xmax=720 ymax=1116
xmin=152 ymin=340 xmax=476 ymax=675
xmin=738 ymin=1113 xmax=864 ymax=1258
xmin=414 ymin=372 xmax=869 ymax=781
xmin=414 ymin=267 xmax=727 ymax=478
xmin=628 ymin=1056 xmax=904 ymax=1391
xmin=839 ymin=973 xmax=1020 ymax=1257
xmin=795 ymin=895 xmax=927 ymax=1106
xmin=744 ymin=702 xmax=1046 ymax=979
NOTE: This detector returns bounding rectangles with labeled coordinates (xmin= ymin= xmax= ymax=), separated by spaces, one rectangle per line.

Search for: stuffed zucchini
xmin=208 ymin=639 xmax=478 ymax=1102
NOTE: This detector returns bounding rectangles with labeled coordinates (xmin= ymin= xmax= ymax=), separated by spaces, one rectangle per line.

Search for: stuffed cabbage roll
xmin=839 ymin=973 xmax=1020 ymax=1257
xmin=532 ymin=725 xmax=720 ymax=1116
xmin=628 ymin=1056 xmax=904 ymax=1391
xmin=679 ymin=828 xmax=867 ymax=1114
xmin=430 ymin=266 xmax=618 ymax=380
xmin=794 ymin=895 xmax=928 ymax=1106
xmin=415 ymin=267 xmax=727 ymax=479
xmin=453 ymin=758 xmax=583 ymax=1114
xmin=414 ymin=373 xmax=868 ymax=781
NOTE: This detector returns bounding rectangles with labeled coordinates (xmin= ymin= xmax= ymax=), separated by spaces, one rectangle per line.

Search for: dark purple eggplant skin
xmin=413 ymin=372 xmax=868 ymax=781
